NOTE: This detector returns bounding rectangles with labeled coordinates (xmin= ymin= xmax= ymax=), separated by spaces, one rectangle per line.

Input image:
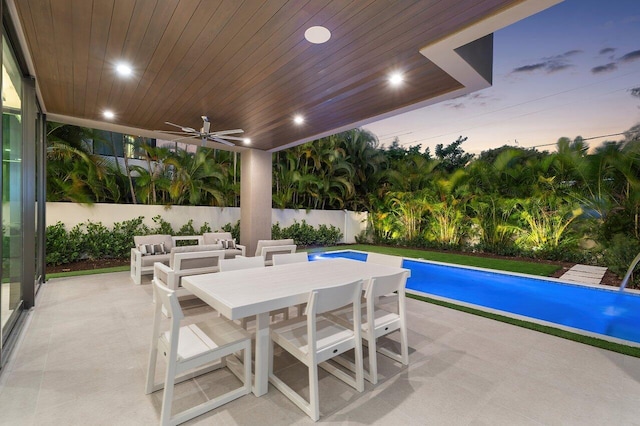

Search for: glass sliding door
xmin=1 ymin=32 xmax=23 ymax=347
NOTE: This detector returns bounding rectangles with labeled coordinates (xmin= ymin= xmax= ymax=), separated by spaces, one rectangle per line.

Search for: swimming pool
xmin=312 ymin=250 xmax=640 ymax=346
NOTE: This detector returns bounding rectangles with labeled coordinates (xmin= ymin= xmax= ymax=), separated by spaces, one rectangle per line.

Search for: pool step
xmin=559 ymin=264 xmax=607 ymax=285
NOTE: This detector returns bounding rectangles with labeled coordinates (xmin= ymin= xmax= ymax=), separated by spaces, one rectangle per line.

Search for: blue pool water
xmin=313 ymin=251 xmax=640 ymax=345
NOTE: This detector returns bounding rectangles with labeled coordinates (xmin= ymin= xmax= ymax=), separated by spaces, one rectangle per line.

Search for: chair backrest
xmin=219 ymin=255 xmax=265 ymax=272
xmin=272 ymin=252 xmax=309 ymax=265
xmin=366 ymin=252 xmax=403 ymax=268
xmin=306 ymin=280 xmax=363 ymax=316
xmin=364 ymin=271 xmax=409 ymax=300
xmin=261 ymin=245 xmax=297 ymax=262
xmin=254 ymin=239 xmax=295 ymax=257
xmin=202 ymin=232 xmax=234 ymax=245
xmin=169 ymin=244 xmax=223 ymax=268
xmin=152 ymin=277 xmax=184 ymax=321
xmin=134 ymin=234 xmax=174 ymax=252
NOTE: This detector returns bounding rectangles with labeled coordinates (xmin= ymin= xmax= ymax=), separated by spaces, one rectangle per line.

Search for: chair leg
xmin=145 ymin=343 xmax=159 ymax=394
xmin=244 ymin=342 xmax=252 ymax=394
xmin=309 ymin=364 xmax=320 ymax=422
xmin=160 ymin=359 xmax=178 ymax=426
xmin=367 ymin=328 xmax=377 ymax=385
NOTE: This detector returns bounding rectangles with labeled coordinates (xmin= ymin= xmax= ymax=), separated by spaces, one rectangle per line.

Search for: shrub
xmin=45 ymin=222 xmax=83 ymax=265
xmin=82 ymin=221 xmax=112 ymax=260
xmin=221 ymin=221 xmax=240 ymax=241
xmin=272 ymin=220 xmax=342 ymax=246
xmin=604 ymin=234 xmax=640 ymax=286
xmin=151 ymin=215 xmax=174 ymax=235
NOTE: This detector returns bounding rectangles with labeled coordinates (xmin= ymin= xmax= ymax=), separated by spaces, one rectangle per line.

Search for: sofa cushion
xmin=222 ymin=248 xmax=243 ymax=259
xmin=169 ymin=244 xmax=223 ymax=269
xmin=141 ymin=253 xmax=170 ymax=267
xmin=254 ymin=239 xmax=295 ymax=257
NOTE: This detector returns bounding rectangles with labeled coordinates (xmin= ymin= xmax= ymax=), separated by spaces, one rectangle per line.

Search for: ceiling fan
xmin=157 ymin=116 xmax=244 ymax=147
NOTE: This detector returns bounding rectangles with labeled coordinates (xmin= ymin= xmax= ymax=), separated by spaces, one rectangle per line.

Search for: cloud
xmin=599 ymin=47 xmax=616 ymax=55
xmin=620 ymin=50 xmax=640 ymax=63
xmin=443 ymin=92 xmax=491 ymax=110
xmin=511 ymin=50 xmax=582 ymax=75
xmin=591 ymin=63 xmax=617 ymax=74
xmin=512 ymin=63 xmax=547 ymax=73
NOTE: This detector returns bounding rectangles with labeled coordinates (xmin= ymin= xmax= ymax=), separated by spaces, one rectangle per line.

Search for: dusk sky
xmin=365 ymin=0 xmax=640 ymax=155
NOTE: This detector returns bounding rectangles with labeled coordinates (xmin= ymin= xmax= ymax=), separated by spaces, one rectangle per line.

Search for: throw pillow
xmin=152 ymin=242 xmax=166 ymax=255
xmin=220 ymin=239 xmax=236 ymax=250
xmin=138 ymin=244 xmax=154 ymax=256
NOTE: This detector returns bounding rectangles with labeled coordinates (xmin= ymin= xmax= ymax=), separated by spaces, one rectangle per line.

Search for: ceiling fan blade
xmin=212 ymin=135 xmax=245 ymax=141
xmin=164 ymin=121 xmax=196 ymax=133
xmin=208 ymin=128 xmax=244 ymax=136
xmin=155 ymin=130 xmax=191 ymax=135
xmin=209 ymin=136 xmax=235 ymax=146
xmin=170 ymin=135 xmax=200 ymax=142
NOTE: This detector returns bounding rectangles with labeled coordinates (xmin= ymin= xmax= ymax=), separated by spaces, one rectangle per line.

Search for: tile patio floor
xmin=1 ymin=271 xmax=640 ymax=425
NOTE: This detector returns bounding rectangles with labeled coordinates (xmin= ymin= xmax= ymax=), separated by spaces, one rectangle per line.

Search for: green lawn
xmin=46 ymin=265 xmax=129 ymax=279
xmin=306 ymin=244 xmax=561 ymax=276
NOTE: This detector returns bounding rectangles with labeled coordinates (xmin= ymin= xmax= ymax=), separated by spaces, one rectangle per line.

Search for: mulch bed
xmin=45 ymin=248 xmax=624 ymax=288
xmin=47 ymin=258 xmax=130 ymax=274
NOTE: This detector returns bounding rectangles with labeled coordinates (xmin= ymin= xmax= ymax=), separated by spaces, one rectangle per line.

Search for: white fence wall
xmin=46 ymin=203 xmax=368 ymax=243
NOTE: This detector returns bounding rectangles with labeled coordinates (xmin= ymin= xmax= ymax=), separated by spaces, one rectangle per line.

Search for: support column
xmin=240 ymin=149 xmax=272 ymax=256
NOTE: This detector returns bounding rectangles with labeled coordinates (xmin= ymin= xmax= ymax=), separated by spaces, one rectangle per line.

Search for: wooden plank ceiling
xmin=14 ymin=0 xmax=521 ymax=151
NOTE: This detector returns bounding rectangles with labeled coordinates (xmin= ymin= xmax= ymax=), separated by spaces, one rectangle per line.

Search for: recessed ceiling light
xmin=103 ymin=110 xmax=115 ymax=119
xmin=304 ymin=26 xmax=331 ymax=44
xmin=389 ymin=72 xmax=404 ymax=86
xmin=293 ymin=115 xmax=305 ymax=125
xmin=115 ymin=63 xmax=132 ymax=77
xmin=243 ymin=138 xmax=251 ymax=145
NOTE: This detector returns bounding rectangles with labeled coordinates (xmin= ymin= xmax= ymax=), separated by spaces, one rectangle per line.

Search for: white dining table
xmin=181 ymin=257 xmax=410 ymax=396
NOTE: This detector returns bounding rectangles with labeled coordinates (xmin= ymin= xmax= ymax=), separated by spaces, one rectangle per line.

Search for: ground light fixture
xmin=115 ymin=62 xmax=132 ymax=77
xmin=293 ymin=115 xmax=304 ymax=125
xmin=304 ymin=26 xmax=331 ymax=44
xmin=103 ymin=110 xmax=115 ymax=119
xmin=388 ymin=71 xmax=404 ymax=86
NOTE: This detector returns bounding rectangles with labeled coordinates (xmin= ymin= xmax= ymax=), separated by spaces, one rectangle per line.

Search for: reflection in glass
xmin=1 ymin=34 xmax=24 ymax=342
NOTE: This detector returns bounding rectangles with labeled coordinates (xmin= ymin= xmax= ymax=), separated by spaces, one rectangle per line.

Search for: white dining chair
xmin=272 ymin=251 xmax=309 ymax=265
xmin=268 ymin=279 xmax=364 ymax=422
xmin=272 ymin=252 xmax=309 ymax=316
xmin=145 ymin=278 xmax=252 ymax=426
xmin=218 ymin=255 xmax=265 ymax=271
xmin=329 ymin=271 xmax=409 ymax=384
xmin=219 ymin=255 xmax=289 ymax=324
xmin=366 ymin=252 xmax=403 ymax=306
xmin=366 ymin=252 xmax=403 ymax=267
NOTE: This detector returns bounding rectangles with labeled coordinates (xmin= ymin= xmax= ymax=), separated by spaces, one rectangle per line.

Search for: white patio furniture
xmin=218 ymin=255 xmax=265 ymax=271
xmin=366 ymin=252 xmax=403 ymax=268
xmin=131 ymin=234 xmax=172 ymax=285
xmin=131 ymin=235 xmax=204 ymax=285
xmin=219 ymin=255 xmax=289 ymax=325
xmin=202 ymin=232 xmax=246 ymax=258
xmin=268 ymin=279 xmax=365 ymax=421
xmin=272 ymin=252 xmax=309 ymax=316
xmin=329 ymin=271 xmax=409 ymax=384
xmin=153 ymin=246 xmax=226 ymax=316
xmin=255 ymin=239 xmax=296 ymax=266
xmin=272 ymin=252 xmax=309 ymax=265
xmin=145 ymin=278 xmax=251 ymax=426
xmin=366 ymin=252 xmax=404 ymax=306
xmin=181 ymin=257 xmax=409 ymax=397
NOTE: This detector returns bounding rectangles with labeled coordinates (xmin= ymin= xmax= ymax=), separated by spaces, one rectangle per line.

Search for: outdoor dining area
xmin=134 ymin=234 xmax=410 ymax=424
xmin=3 ymin=246 xmax=640 ymax=425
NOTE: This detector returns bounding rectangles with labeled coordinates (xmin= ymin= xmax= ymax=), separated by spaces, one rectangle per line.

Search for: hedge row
xmin=45 ymin=216 xmax=343 ymax=266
